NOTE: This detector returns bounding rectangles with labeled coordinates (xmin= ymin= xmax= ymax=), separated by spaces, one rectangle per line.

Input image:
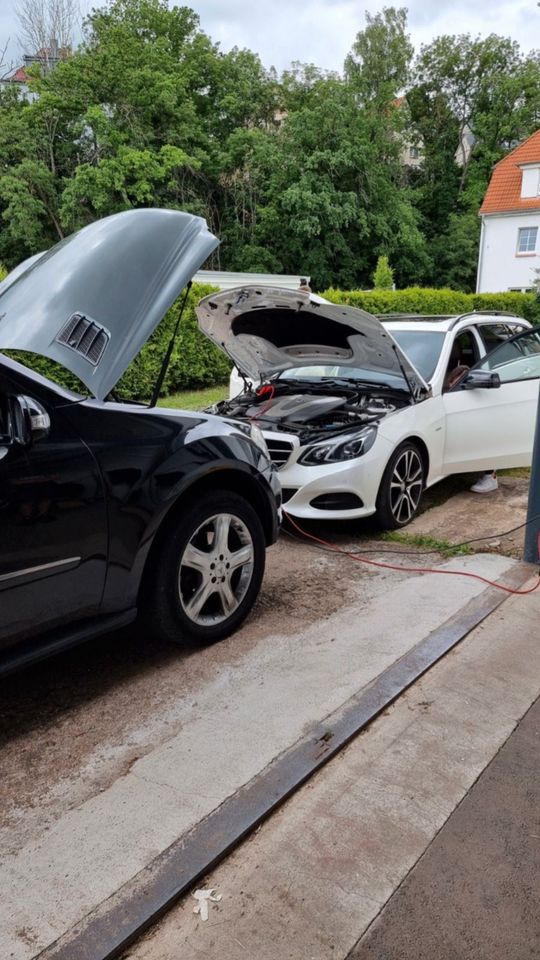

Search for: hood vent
xmin=56 ymin=313 xmax=110 ymax=365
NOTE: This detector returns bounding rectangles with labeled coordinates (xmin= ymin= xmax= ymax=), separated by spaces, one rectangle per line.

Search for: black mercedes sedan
xmin=0 ymin=209 xmax=280 ymax=676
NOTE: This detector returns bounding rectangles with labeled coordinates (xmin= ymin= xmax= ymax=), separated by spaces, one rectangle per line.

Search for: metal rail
xmin=376 ymin=311 xmax=526 ymax=328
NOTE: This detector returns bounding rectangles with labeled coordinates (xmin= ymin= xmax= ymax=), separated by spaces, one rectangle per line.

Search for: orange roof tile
xmin=480 ymin=129 xmax=540 ymax=215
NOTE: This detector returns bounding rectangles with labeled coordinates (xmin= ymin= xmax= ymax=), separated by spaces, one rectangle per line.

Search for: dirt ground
xmin=407 ymin=473 xmax=530 ymax=557
xmin=0 ymin=474 xmax=529 ymax=852
xmin=0 ymin=534 xmax=390 ymax=850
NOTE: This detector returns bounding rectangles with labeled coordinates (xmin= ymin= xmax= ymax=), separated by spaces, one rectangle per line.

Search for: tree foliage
xmin=0 ymin=1 xmax=539 ymax=293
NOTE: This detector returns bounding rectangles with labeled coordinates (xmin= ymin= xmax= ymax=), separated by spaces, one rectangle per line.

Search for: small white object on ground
xmin=192 ymin=888 xmax=222 ymax=921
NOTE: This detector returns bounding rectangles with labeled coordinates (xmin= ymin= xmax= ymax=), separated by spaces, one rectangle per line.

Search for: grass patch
xmin=499 ymin=467 xmax=531 ymax=479
xmin=158 ymin=384 xmax=228 ymax=411
xmin=379 ymin=530 xmax=473 ymax=557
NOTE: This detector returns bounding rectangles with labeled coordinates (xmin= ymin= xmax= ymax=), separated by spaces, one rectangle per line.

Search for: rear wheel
xmin=146 ymin=492 xmax=266 ymax=645
xmin=375 ymin=442 xmax=425 ymax=530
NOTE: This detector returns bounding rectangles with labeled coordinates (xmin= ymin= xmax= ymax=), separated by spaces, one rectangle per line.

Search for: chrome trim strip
xmin=0 ymin=557 xmax=81 ymax=585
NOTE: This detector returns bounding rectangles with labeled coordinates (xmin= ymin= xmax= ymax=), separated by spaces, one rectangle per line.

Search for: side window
xmin=477 ymin=323 xmax=516 ymax=352
xmin=476 ymin=330 xmax=540 ymax=383
xmin=443 ymin=329 xmax=481 ymax=391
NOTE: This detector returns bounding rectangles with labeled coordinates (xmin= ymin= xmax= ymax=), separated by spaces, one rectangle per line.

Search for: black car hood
xmin=0 ymin=209 xmax=218 ymax=400
xmin=196 ymin=286 xmax=428 ymax=394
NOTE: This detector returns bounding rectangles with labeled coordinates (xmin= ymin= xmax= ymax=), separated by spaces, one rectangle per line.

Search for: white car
xmin=196 ymin=287 xmax=536 ymax=528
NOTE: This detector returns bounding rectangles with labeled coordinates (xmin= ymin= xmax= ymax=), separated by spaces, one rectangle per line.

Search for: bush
xmin=372 ymin=256 xmax=394 ymax=290
xmin=115 ymin=283 xmax=230 ymax=401
xmin=322 ymin=286 xmax=536 ymax=321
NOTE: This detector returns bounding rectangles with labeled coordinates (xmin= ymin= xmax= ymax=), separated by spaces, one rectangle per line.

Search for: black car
xmin=0 ymin=209 xmax=280 ymax=676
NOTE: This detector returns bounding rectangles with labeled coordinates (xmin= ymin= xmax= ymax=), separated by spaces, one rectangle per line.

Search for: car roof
xmin=380 ymin=312 xmax=529 ymax=333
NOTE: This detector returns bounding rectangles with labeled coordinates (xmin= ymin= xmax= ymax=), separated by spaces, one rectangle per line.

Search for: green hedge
xmin=322 ymin=287 xmax=539 ymax=323
xmin=114 ymin=283 xmax=230 ymax=401
xmin=5 ymin=282 xmax=231 ymax=402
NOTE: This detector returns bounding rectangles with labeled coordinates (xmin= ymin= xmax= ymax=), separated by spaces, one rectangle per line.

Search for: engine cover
xmin=245 ymin=394 xmax=345 ymax=423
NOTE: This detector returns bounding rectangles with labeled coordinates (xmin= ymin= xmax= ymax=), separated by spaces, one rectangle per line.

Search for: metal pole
xmin=524 ymin=380 xmax=540 ymax=563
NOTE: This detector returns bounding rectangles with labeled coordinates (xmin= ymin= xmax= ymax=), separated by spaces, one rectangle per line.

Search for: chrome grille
xmin=263 ymin=436 xmax=294 ymax=468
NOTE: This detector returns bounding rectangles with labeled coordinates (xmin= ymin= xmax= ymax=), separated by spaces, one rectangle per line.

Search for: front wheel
xmin=375 ymin=442 xmax=425 ymax=530
xmin=145 ymin=492 xmax=266 ymax=645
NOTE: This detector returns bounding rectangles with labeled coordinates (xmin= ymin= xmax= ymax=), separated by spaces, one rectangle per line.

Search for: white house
xmin=477 ymin=129 xmax=540 ymax=293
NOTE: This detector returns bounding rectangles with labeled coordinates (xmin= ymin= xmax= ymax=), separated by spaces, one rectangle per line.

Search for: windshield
xmin=277 ymin=365 xmax=408 ymax=391
xmin=386 ymin=330 xmax=445 ymax=382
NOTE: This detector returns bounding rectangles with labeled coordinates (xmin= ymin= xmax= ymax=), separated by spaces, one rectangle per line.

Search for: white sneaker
xmin=470 ymin=474 xmax=498 ymax=494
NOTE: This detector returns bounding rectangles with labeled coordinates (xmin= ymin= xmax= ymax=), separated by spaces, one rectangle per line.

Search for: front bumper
xmin=264 ymin=430 xmax=394 ymax=521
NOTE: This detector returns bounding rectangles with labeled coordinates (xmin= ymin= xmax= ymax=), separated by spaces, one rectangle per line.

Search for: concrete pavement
xmin=126 ymin=570 xmax=540 ymax=960
xmin=349 ymin=694 xmax=540 ymax=960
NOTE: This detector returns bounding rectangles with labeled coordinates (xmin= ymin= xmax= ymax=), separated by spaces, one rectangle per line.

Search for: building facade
xmin=477 ymin=130 xmax=540 ymax=293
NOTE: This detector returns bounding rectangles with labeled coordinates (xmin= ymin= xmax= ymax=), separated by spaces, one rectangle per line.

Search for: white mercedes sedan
xmin=197 ymin=287 xmax=535 ymax=528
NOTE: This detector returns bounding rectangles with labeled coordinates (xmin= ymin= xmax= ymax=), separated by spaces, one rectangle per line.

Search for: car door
xmin=0 ymin=365 xmax=108 ymax=649
xmin=441 ymin=328 xmax=540 ymax=474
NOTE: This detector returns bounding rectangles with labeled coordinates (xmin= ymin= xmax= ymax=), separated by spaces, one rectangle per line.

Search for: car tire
xmin=146 ymin=492 xmax=266 ymax=645
xmin=375 ymin=442 xmax=425 ymax=530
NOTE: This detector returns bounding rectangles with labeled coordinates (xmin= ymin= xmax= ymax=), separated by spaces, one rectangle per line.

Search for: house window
xmin=517 ymin=227 xmax=538 ymax=254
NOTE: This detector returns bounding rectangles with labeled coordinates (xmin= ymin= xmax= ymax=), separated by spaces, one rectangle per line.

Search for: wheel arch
xmin=402 ymin=435 xmax=430 ymax=478
xmin=138 ymin=468 xmax=276 ymax=603
xmin=375 ymin=436 xmax=430 ymax=530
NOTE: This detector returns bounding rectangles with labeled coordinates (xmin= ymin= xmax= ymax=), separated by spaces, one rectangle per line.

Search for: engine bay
xmin=213 ymin=379 xmax=411 ymax=442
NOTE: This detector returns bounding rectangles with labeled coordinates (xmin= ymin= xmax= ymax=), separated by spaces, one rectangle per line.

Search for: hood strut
xmin=149 ymin=282 xmax=192 ymax=408
xmin=392 ymin=343 xmax=416 ymax=403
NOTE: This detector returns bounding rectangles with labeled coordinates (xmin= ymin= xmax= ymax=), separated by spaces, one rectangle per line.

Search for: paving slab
xmin=124 ymin=575 xmax=540 ymax=960
xmin=1 ymin=553 xmax=517 ymax=959
xmin=349 ymin=695 xmax=540 ymax=960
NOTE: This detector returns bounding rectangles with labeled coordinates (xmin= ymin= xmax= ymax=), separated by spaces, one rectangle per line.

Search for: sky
xmin=0 ymin=0 xmax=538 ymax=75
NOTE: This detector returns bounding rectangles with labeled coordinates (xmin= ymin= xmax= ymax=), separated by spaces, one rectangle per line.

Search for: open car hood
xmin=0 ymin=209 xmax=218 ymax=400
xmin=196 ymin=287 xmax=429 ymax=395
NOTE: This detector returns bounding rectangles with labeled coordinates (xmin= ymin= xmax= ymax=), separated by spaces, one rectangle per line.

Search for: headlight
xmin=249 ymin=422 xmax=270 ymax=456
xmin=298 ymin=425 xmax=377 ymax=465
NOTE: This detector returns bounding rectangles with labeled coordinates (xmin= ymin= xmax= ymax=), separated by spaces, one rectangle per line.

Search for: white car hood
xmin=0 ymin=208 xmax=218 ymax=401
xmin=196 ymin=286 xmax=428 ymax=395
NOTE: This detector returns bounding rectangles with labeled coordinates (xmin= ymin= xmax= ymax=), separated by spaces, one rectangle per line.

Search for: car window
xmin=476 ymin=323 xmax=526 ymax=351
xmin=386 ymin=330 xmax=445 ymax=381
xmin=443 ymin=328 xmax=481 ymax=389
xmin=475 ymin=329 xmax=540 ymax=383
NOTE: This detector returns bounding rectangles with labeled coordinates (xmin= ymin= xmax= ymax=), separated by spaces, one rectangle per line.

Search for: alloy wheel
xmin=389 ymin=448 xmax=424 ymax=525
xmin=178 ymin=513 xmax=255 ymax=626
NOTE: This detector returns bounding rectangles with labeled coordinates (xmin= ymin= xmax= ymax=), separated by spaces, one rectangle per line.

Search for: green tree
xmin=373 ymin=255 xmax=394 ymax=289
xmin=345 ymin=7 xmax=413 ymax=112
xmin=238 ymin=69 xmax=429 ymax=289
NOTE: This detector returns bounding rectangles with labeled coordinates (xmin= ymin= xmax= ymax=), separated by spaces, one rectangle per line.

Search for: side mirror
xmin=461 ymin=370 xmax=501 ymax=390
xmin=10 ymin=395 xmax=51 ymax=445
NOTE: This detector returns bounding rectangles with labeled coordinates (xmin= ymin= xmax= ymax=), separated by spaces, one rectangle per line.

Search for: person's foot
xmin=470 ymin=473 xmax=498 ymax=494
